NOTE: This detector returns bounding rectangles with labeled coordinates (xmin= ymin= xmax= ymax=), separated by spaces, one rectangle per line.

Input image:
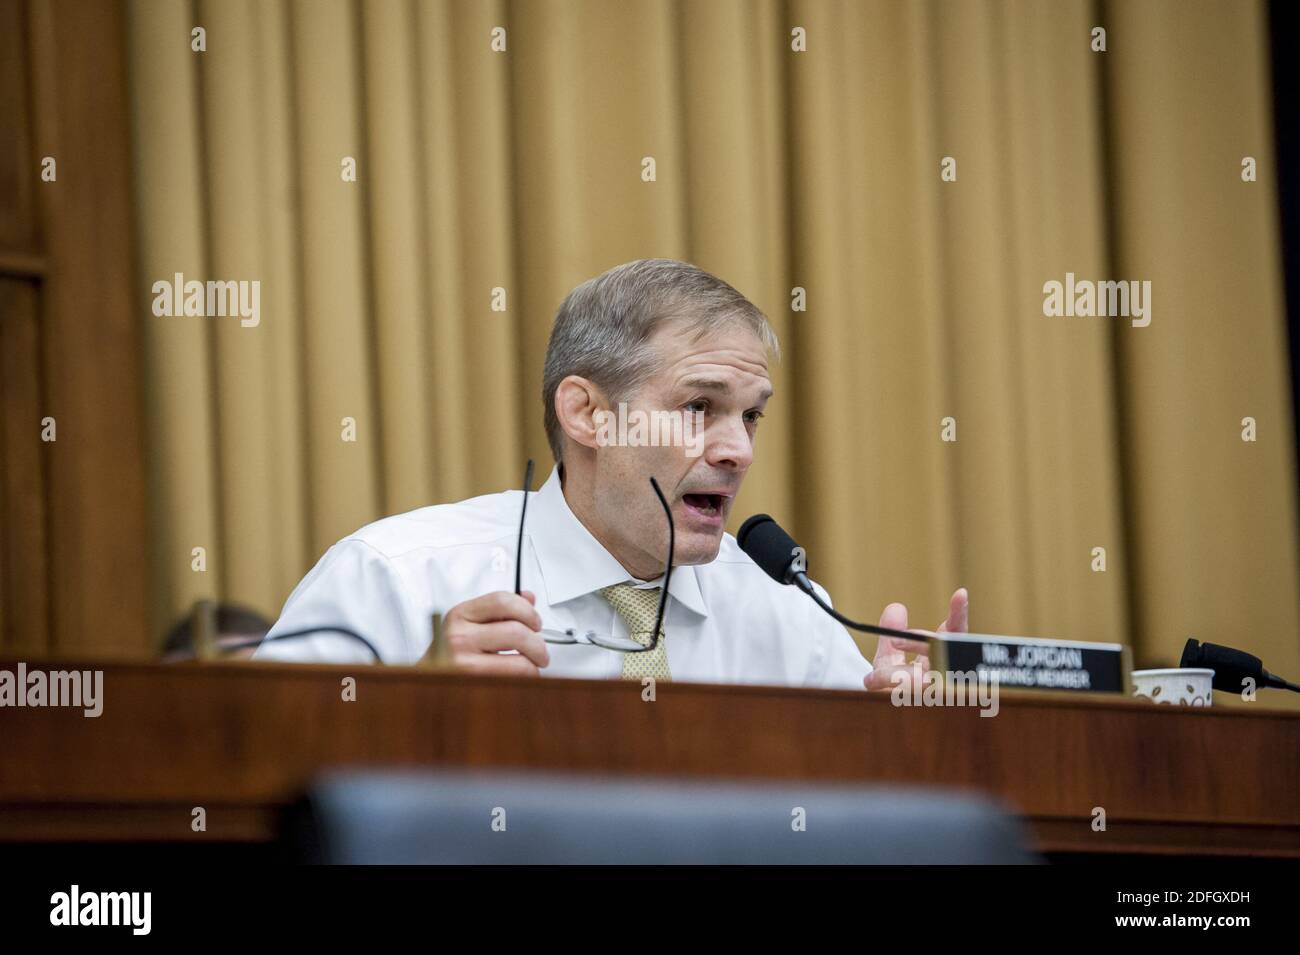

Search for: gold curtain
xmin=125 ymin=0 xmax=1299 ymax=706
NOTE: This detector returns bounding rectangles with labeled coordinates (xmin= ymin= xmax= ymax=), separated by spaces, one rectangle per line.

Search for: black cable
xmin=793 ymin=573 xmax=933 ymax=644
xmin=224 ymin=627 xmax=383 ymax=661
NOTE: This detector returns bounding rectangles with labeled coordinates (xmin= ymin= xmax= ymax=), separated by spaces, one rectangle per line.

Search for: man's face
xmin=589 ymin=322 xmax=772 ymax=575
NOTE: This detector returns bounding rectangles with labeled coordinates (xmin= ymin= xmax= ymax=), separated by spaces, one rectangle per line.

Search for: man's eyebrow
xmin=678 ymin=377 xmax=773 ymax=402
xmin=679 ymin=377 xmax=731 ymax=393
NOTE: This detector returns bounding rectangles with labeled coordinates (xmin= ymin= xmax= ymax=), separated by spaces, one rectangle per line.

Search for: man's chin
xmin=673 ymin=530 xmax=724 ymax=567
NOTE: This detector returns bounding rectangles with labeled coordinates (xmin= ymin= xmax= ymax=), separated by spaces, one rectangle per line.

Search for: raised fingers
xmin=937 ymin=587 xmax=968 ymax=634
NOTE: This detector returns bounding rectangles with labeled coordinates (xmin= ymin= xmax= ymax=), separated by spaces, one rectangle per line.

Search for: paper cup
xmin=1130 ymin=668 xmax=1215 ymax=706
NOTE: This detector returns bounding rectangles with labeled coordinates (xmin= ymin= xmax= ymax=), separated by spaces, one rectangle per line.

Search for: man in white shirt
xmin=256 ymin=259 xmax=969 ymax=689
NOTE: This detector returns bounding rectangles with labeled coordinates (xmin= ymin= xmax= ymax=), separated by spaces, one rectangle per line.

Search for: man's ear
xmin=555 ymin=375 xmax=606 ymax=453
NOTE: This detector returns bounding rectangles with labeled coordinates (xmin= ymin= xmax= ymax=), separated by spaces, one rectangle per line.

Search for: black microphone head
xmin=737 ymin=513 xmax=774 ymax=551
xmin=737 ymin=514 xmax=801 ymax=585
xmin=1180 ymin=638 xmax=1266 ymax=693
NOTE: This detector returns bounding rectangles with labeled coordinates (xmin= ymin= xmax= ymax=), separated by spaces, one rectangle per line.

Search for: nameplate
xmin=929 ymin=633 xmax=1129 ymax=695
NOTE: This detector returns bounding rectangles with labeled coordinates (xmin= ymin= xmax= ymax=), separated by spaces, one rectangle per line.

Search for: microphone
xmin=736 ymin=514 xmax=806 ymax=584
xmin=1180 ymin=638 xmax=1300 ymax=694
xmin=737 ymin=514 xmax=927 ymax=643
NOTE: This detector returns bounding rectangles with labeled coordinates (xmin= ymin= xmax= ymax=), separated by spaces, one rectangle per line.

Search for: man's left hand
xmin=864 ymin=587 xmax=968 ymax=691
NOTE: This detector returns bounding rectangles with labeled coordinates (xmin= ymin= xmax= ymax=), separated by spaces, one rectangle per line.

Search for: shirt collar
xmin=526 ymin=465 xmax=709 ymax=618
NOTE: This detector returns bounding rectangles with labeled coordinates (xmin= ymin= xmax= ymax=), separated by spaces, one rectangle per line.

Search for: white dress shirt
xmin=255 ymin=466 xmax=874 ymax=689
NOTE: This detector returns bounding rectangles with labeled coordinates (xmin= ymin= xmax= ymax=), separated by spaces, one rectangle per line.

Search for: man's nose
xmin=704 ymin=417 xmax=753 ymax=471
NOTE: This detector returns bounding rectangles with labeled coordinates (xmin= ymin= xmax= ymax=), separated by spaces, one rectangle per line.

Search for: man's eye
xmin=685 ymin=399 xmax=709 ymax=414
xmin=744 ymin=410 xmax=765 ymax=425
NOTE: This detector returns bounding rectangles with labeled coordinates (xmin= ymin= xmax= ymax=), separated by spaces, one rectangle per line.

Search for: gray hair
xmin=541 ymin=259 xmax=779 ymax=462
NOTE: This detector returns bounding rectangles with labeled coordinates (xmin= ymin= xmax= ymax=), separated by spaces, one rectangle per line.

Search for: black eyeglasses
xmin=514 ymin=459 xmax=674 ymax=652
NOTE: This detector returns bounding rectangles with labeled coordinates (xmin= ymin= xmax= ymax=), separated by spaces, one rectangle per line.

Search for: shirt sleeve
xmin=806 ymin=579 xmax=874 ymax=690
xmin=253 ymin=538 xmax=423 ymax=664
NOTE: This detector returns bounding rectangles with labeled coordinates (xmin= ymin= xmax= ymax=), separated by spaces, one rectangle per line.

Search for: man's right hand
xmin=430 ymin=590 xmax=549 ymax=676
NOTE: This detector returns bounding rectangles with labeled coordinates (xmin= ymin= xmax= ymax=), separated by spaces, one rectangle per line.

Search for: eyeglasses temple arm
xmin=515 ymin=458 xmax=534 ymax=596
xmin=648 ymin=476 xmax=673 ymax=651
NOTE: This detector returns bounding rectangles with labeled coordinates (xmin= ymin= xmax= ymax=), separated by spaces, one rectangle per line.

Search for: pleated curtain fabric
xmin=124 ymin=0 xmax=1299 ymax=707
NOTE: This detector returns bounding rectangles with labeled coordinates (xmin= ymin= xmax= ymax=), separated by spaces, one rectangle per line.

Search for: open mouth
xmin=682 ymin=493 xmax=727 ymax=520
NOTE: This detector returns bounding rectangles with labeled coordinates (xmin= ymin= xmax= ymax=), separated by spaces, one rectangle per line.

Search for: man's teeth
xmin=687 ymin=494 xmax=719 ymax=515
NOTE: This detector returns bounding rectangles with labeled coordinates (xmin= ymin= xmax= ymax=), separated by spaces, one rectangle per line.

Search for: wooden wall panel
xmin=0 ymin=0 xmax=37 ymax=253
xmin=0 ymin=0 xmax=149 ymax=659
xmin=0 ymin=280 xmax=50 ymax=654
xmin=27 ymin=0 xmax=149 ymax=658
xmin=0 ymin=0 xmax=49 ymax=654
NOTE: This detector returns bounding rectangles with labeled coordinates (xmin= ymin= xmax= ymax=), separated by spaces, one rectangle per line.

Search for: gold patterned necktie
xmin=598 ymin=583 xmax=671 ymax=682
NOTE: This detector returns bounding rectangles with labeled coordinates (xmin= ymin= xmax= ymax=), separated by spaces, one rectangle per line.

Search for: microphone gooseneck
xmin=737 ymin=514 xmax=930 ymax=644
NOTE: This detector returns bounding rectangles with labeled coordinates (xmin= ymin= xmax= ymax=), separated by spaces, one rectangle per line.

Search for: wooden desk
xmin=1 ymin=658 xmax=1297 ymax=856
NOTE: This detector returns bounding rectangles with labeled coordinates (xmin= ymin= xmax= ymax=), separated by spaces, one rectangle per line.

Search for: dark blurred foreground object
xmin=160 ymin=599 xmax=272 ymax=662
xmin=292 ymin=770 xmax=1038 ymax=864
